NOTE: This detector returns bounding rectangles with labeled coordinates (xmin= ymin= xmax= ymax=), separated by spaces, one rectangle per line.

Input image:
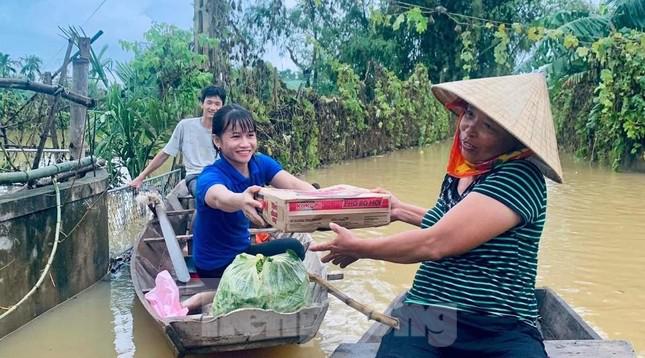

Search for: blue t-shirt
xmin=193 ymin=153 xmax=283 ymax=270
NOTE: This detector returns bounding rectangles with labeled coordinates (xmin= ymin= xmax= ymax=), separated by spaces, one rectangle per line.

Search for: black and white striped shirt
xmin=405 ymin=160 xmax=547 ymax=325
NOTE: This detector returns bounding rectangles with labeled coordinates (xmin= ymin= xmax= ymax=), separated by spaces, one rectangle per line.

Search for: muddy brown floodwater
xmin=1 ymin=142 xmax=643 ymax=357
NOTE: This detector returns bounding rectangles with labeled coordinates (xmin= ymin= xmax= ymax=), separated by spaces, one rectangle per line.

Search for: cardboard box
xmin=257 ymin=185 xmax=391 ymax=232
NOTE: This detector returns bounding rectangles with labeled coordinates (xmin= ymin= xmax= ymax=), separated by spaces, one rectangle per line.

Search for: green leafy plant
xmin=211 ymin=251 xmax=309 ymax=316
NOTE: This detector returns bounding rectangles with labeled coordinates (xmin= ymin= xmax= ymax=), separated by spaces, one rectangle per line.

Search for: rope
xmin=0 ymin=178 xmax=62 ymax=319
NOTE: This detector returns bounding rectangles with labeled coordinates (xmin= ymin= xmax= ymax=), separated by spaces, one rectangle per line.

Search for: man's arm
xmin=129 ymin=151 xmax=171 ymax=189
xmin=130 ymin=120 xmax=184 ymax=189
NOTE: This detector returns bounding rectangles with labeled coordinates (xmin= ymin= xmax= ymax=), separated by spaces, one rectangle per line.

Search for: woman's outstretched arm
xmin=310 ymin=192 xmax=521 ymax=264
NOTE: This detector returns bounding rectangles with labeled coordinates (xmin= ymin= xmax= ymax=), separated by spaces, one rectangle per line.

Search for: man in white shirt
xmin=129 ymin=86 xmax=225 ymax=196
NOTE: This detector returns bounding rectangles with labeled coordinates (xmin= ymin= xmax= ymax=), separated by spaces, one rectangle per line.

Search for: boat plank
xmin=545 ymin=340 xmax=635 ymax=357
xmin=331 ymin=341 xmax=635 ymax=358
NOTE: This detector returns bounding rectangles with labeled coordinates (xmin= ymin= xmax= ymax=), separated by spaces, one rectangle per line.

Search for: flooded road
xmin=1 ymin=142 xmax=644 ymax=357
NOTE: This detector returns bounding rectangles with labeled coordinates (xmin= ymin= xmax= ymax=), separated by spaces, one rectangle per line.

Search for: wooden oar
xmin=153 ymin=202 xmax=191 ymax=283
xmin=308 ymin=273 xmax=400 ymax=329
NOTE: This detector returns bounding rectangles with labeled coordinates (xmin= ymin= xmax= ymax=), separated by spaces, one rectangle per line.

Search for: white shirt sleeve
xmin=162 ymin=120 xmax=184 ymax=156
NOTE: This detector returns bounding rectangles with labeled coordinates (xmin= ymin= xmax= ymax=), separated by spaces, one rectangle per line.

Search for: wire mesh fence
xmin=106 ymin=169 xmax=181 ymax=256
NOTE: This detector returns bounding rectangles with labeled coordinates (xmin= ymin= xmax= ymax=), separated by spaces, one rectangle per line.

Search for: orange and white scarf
xmin=444 ymin=100 xmax=532 ymax=178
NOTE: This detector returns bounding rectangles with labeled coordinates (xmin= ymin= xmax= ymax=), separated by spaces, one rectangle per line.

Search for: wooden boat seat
xmin=330 ymin=341 xmax=636 ymax=357
xmin=141 ymin=279 xmax=207 ymax=295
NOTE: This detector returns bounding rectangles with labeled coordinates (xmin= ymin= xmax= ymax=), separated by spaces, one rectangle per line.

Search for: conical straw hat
xmin=431 ymin=73 xmax=563 ymax=183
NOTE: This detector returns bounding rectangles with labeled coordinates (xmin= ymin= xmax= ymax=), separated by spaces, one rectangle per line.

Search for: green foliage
xmin=119 ymin=24 xmax=211 ymax=104
xmin=493 ymin=24 xmax=511 ymax=72
xmin=0 ymin=53 xmax=18 ymax=77
xmin=514 ymin=2 xmax=645 ymax=169
xmin=406 ymin=7 xmax=429 ymax=33
xmin=459 ymin=30 xmax=475 ymax=78
xmin=334 ymin=63 xmax=366 ymax=131
xmin=373 ymin=64 xmax=450 ymax=148
xmin=610 ymin=0 xmax=645 ymax=30
xmin=93 ymin=24 xmax=211 ymax=184
xmin=525 ymin=0 xmax=644 ymax=81
xmin=221 ymin=60 xmax=449 ymax=175
xmin=427 ymin=0 xmax=645 ymax=170
xmin=0 ymin=90 xmax=26 ymax=127
xmin=553 ymin=30 xmax=645 ymax=168
xmin=0 ymin=52 xmax=43 ymax=80
xmin=246 ymin=0 xmax=552 ymax=87
xmin=18 ymin=55 xmax=42 ymax=81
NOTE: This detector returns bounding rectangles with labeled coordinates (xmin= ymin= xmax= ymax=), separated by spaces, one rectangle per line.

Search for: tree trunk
xmin=194 ymin=0 xmax=231 ymax=86
xmin=308 ymin=0 xmax=318 ymax=89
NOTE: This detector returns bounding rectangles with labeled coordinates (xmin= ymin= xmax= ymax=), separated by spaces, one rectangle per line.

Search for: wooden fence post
xmin=42 ymin=72 xmax=60 ymax=149
xmin=69 ymin=37 xmax=90 ymax=161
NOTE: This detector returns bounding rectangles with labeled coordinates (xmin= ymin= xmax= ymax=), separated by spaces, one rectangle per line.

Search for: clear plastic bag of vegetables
xmin=211 ymin=250 xmax=310 ymax=317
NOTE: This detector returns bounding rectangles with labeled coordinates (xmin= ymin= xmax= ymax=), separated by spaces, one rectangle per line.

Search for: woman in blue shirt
xmin=184 ymin=104 xmax=315 ymax=310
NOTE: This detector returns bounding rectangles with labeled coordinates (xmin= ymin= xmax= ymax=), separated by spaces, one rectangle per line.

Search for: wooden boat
xmin=130 ymin=209 xmax=329 ymax=356
xmin=331 ymin=288 xmax=636 ymax=357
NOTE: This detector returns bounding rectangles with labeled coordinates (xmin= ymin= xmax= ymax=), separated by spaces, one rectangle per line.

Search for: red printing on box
xmin=288 ymin=197 xmax=389 ymax=212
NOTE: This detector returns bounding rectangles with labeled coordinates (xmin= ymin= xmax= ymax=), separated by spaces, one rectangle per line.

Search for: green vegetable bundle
xmin=211 ymin=250 xmax=310 ymax=317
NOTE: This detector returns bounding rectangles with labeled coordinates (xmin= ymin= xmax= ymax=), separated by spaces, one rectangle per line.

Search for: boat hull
xmin=332 ymin=288 xmax=635 ymax=357
xmin=130 ymin=214 xmax=329 ymax=355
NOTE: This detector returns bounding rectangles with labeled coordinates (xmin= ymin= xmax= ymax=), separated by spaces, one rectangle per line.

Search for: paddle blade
xmin=156 ymin=205 xmax=191 ymax=283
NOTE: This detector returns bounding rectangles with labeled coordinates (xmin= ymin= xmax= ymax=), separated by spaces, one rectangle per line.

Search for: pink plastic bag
xmin=144 ymin=270 xmax=188 ymax=318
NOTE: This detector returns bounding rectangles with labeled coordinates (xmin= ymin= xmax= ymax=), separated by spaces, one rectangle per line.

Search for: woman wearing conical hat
xmin=311 ymin=73 xmax=562 ymax=357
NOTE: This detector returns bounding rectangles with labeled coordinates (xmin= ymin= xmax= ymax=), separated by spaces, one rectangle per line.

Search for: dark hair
xmin=200 ymin=86 xmax=226 ymax=104
xmin=212 ymin=104 xmax=257 ymax=137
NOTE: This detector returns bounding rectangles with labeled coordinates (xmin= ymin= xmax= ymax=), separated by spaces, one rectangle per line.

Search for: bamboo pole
xmin=43 ymin=72 xmax=59 ymax=149
xmin=0 ymin=142 xmax=19 ymax=171
xmin=69 ymin=37 xmax=90 ymax=160
xmin=32 ymin=41 xmax=74 ymax=170
xmin=0 ymin=78 xmax=94 ymax=108
xmin=34 ymin=161 xmax=103 ymax=187
xmin=1 ymin=31 xmax=103 ymax=131
xmin=0 ymin=156 xmax=95 ymax=184
xmin=308 ymin=273 xmax=400 ymax=329
xmin=43 ymin=72 xmax=60 ymax=148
